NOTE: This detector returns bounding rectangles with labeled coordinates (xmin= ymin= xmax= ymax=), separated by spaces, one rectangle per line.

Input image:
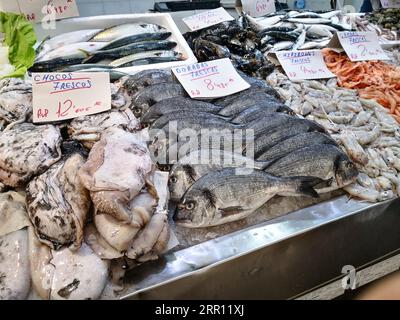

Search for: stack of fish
xmin=245 ymin=10 xmax=354 ymax=52
xmin=267 ymin=70 xmax=400 ymax=202
xmin=355 ymin=12 xmax=400 ymax=44
xmin=31 ymin=23 xmax=185 ymax=80
xmin=115 ymin=69 xmax=358 ymax=228
xmin=184 ymin=20 xmax=276 ymax=78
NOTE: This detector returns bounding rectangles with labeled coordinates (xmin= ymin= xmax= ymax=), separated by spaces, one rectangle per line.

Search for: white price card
xmin=0 ymin=1 xmax=21 ymax=14
xmin=32 ymin=72 xmax=111 ymax=123
xmin=17 ymin=0 xmax=79 ymax=23
xmin=172 ymin=58 xmax=250 ymax=99
xmin=183 ymin=7 xmax=234 ymax=31
xmin=381 ymin=0 xmax=400 ymax=8
xmin=275 ymin=50 xmax=335 ymax=81
xmin=329 ymin=31 xmax=389 ymax=62
xmin=237 ymin=0 xmax=276 ymax=18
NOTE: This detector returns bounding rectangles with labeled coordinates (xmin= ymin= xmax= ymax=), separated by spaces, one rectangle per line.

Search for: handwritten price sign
xmin=17 ymin=0 xmax=79 ymax=23
xmin=32 ymin=72 xmax=111 ymax=123
xmin=240 ymin=0 xmax=276 ymax=18
xmin=183 ymin=7 xmax=234 ymax=31
xmin=380 ymin=0 xmax=400 ymax=8
xmin=172 ymin=58 xmax=250 ymax=99
xmin=276 ymin=50 xmax=335 ymax=81
xmin=337 ymin=31 xmax=389 ymax=62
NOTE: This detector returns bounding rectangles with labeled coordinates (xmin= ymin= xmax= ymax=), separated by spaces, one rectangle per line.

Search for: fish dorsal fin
xmin=182 ymin=165 xmax=197 ymax=182
xmin=201 ymin=188 xmax=217 ymax=209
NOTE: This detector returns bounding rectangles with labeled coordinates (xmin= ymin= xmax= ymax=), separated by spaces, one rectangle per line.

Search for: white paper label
xmin=381 ymin=0 xmax=400 ymax=8
xmin=0 ymin=1 xmax=22 ymax=14
xmin=32 ymin=72 xmax=111 ymax=123
xmin=275 ymin=50 xmax=336 ymax=81
xmin=172 ymin=58 xmax=250 ymax=99
xmin=241 ymin=0 xmax=276 ymax=18
xmin=17 ymin=0 xmax=79 ymax=23
xmin=182 ymin=7 xmax=234 ymax=31
xmin=337 ymin=31 xmax=389 ymax=62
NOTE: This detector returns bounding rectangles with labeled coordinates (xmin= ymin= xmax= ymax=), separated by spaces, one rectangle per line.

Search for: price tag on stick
xmin=274 ymin=50 xmax=336 ymax=81
xmin=17 ymin=0 xmax=79 ymax=23
xmin=32 ymin=72 xmax=111 ymax=123
xmin=328 ymin=31 xmax=389 ymax=62
xmin=183 ymin=7 xmax=234 ymax=32
xmin=380 ymin=0 xmax=400 ymax=8
xmin=172 ymin=58 xmax=250 ymax=99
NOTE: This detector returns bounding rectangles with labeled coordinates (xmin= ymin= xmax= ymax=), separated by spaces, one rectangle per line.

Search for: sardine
xmin=90 ymin=23 xmax=166 ymax=42
xmin=101 ymin=32 xmax=172 ymax=50
xmin=36 ymin=42 xmax=107 ymax=62
xmin=84 ymin=40 xmax=177 ymax=63
xmin=110 ymin=50 xmax=182 ymax=67
xmin=35 ymin=29 xmax=102 ymax=60
xmin=174 ymin=168 xmax=321 ymax=228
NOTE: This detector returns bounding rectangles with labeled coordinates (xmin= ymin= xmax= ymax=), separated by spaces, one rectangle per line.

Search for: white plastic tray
xmin=34 ymin=13 xmax=197 ymax=74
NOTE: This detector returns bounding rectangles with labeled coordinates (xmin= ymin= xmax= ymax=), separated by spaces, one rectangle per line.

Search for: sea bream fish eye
xmin=169 ymin=176 xmax=178 ymax=184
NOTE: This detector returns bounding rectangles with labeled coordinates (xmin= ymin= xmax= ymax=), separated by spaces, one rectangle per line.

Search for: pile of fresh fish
xmin=355 ymin=14 xmax=400 ymax=43
xmin=31 ymin=23 xmax=185 ymax=79
xmin=184 ymin=20 xmax=275 ymax=78
xmin=114 ymin=70 xmax=358 ymax=228
xmin=244 ymin=10 xmax=354 ymax=52
xmin=384 ymin=46 xmax=400 ymax=65
xmin=366 ymin=8 xmax=400 ymax=32
xmin=0 ymin=77 xmax=172 ymax=299
xmin=267 ymin=70 xmax=400 ymax=202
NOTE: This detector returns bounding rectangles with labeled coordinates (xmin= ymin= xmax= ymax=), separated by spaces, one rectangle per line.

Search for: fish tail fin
xmin=279 ymin=176 xmax=322 ymax=198
xmin=79 ymin=50 xmax=100 ymax=64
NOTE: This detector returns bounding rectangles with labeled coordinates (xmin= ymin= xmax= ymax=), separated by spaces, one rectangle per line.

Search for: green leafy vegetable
xmin=0 ymin=12 xmax=36 ymax=79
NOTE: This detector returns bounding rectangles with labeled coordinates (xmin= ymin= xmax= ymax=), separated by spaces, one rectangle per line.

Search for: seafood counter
xmin=0 ymin=9 xmax=400 ymax=300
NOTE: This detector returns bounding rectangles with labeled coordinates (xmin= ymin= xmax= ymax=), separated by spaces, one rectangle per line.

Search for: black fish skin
xmin=141 ymin=97 xmax=222 ymax=124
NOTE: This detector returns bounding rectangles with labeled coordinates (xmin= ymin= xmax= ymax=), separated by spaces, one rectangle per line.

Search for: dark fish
xmin=169 ymin=150 xmax=269 ymax=202
xmin=150 ymin=111 xmax=233 ymax=131
xmin=262 ymin=31 xmax=300 ymax=41
xmin=251 ymin=117 xmax=327 ymax=155
xmin=84 ymin=40 xmax=177 ymax=63
xmin=141 ymin=97 xmax=222 ymax=124
xmin=264 ymin=144 xmax=358 ymax=193
xmin=232 ymin=103 xmax=295 ymax=124
xmin=174 ymin=168 xmax=321 ymax=228
xmin=256 ymin=132 xmax=338 ymax=161
xmin=130 ymin=82 xmax=186 ymax=117
xmin=117 ymin=56 xmax=183 ymax=68
xmin=30 ymin=56 xmax=85 ymax=72
xmin=218 ymin=92 xmax=282 ymax=117
xmin=119 ymin=69 xmax=173 ymax=96
xmin=100 ymin=32 xmax=172 ymax=50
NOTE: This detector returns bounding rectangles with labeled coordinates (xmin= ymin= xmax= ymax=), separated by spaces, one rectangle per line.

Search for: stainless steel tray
xmin=117 ymin=195 xmax=400 ymax=299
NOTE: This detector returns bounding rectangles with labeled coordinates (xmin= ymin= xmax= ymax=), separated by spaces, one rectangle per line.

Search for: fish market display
xmin=244 ymin=10 xmax=353 ymax=53
xmin=354 ymin=9 xmax=400 ymax=44
xmin=355 ymin=15 xmax=400 ymax=44
xmin=267 ymin=70 xmax=400 ymax=202
xmin=32 ymin=22 xmax=186 ymax=77
xmin=323 ymin=49 xmax=400 ymax=123
xmin=184 ymin=10 xmax=354 ymax=77
xmin=113 ymin=70 xmax=357 ymax=229
xmin=0 ymin=74 xmax=175 ymax=299
xmin=184 ymin=20 xmax=275 ymax=77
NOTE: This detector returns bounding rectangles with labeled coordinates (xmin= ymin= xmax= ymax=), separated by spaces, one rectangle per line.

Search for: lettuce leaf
xmin=0 ymin=12 xmax=36 ymax=79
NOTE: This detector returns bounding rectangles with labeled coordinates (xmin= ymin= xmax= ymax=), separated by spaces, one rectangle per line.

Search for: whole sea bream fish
xmin=174 ymin=168 xmax=322 ymax=228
